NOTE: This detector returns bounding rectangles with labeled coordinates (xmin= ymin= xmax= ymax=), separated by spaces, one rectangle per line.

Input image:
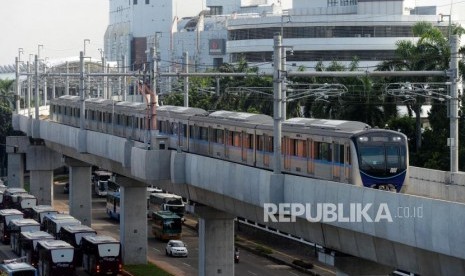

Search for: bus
xmin=59 ymin=225 xmax=97 ymax=267
xmin=2 ymin=188 xmax=28 ymax=209
xmin=36 ymin=240 xmax=75 ymax=276
xmin=106 ymin=192 xmax=120 ymax=221
xmin=42 ymin=214 xmax=81 ymax=239
xmin=81 ymin=235 xmax=122 ymax=276
xmin=93 ymin=170 xmax=113 ymax=197
xmin=11 ymin=194 xmax=37 ymax=219
xmin=0 ymin=209 xmax=24 ymax=245
xmin=30 ymin=205 xmax=58 ymax=229
xmin=18 ymin=231 xmax=55 ymax=268
xmin=148 ymin=193 xmax=185 ymax=220
xmin=8 ymin=219 xmax=41 ymax=255
xmin=151 ymin=211 xmax=182 ymax=240
xmin=0 ymin=258 xmax=37 ymax=276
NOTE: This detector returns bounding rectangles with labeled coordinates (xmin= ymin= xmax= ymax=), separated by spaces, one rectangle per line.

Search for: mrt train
xmin=49 ymin=95 xmax=409 ymax=192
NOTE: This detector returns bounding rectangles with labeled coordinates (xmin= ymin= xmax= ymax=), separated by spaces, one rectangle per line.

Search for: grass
xmin=124 ymin=263 xmax=174 ymax=276
xmin=255 ymin=244 xmax=273 ymax=255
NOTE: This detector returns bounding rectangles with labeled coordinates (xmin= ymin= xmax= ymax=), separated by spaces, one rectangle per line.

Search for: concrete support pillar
xmin=6 ymin=136 xmax=29 ymax=188
xmin=65 ymin=157 xmax=92 ymax=226
xmin=334 ymin=255 xmax=394 ymax=276
xmin=7 ymin=153 xmax=24 ymax=188
xmin=29 ymin=170 xmax=54 ymax=205
xmin=196 ymin=206 xmax=235 ymax=276
xmin=26 ymin=144 xmax=62 ymax=205
xmin=117 ymin=176 xmax=148 ymax=265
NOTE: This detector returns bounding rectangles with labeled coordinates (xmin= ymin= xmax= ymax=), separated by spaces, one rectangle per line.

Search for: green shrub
xmin=292 ymin=259 xmax=314 ymax=269
xmin=255 ymin=245 xmax=273 ymax=255
xmin=124 ymin=263 xmax=173 ymax=276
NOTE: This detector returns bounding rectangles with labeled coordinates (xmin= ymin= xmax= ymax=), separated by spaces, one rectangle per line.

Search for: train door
xmin=283 ymin=137 xmax=291 ymax=171
xmin=307 ymin=139 xmax=314 ymax=175
xmin=343 ymin=143 xmax=351 ymax=183
xmin=208 ymin=126 xmax=213 ymax=155
xmin=180 ymin=123 xmax=188 ymax=150
xmin=241 ymin=131 xmax=248 ymax=162
xmin=224 ymin=129 xmax=230 ymax=159
xmin=176 ymin=122 xmax=184 ymax=149
xmin=263 ymin=134 xmax=270 ymax=167
xmin=332 ymin=142 xmax=344 ymax=181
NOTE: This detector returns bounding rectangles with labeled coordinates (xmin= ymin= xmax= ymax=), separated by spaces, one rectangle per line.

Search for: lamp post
xmin=37 ymin=44 xmax=43 ymax=59
xmin=439 ymin=14 xmax=452 ymax=41
xmin=84 ymin=39 xmax=90 ymax=57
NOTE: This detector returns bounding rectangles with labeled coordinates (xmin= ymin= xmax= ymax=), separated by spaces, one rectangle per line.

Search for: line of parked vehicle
xmin=0 ymin=185 xmax=122 ymax=276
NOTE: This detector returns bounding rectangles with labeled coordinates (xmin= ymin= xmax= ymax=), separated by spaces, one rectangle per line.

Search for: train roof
xmin=208 ymin=110 xmax=272 ymax=123
xmin=157 ymin=105 xmax=209 ymax=120
xmin=283 ymin=118 xmax=370 ymax=131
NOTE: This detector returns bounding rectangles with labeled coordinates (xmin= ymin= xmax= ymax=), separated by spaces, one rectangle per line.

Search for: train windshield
xmin=359 ymin=145 xmax=406 ymax=177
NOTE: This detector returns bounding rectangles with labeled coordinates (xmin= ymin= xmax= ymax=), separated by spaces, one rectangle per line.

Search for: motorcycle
xmin=234 ymin=248 xmax=239 ymax=263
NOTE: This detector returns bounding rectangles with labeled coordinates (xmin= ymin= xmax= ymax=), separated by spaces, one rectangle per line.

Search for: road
xmin=54 ymin=182 xmax=310 ymax=276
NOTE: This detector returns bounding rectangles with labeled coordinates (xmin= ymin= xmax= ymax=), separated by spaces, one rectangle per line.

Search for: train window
xmin=77 ymin=108 xmax=80 ymax=118
xmin=264 ymin=135 xmax=273 ymax=152
xmin=386 ymin=146 xmax=402 ymax=167
xmin=286 ymin=138 xmax=295 ymax=156
xmin=182 ymin=124 xmax=187 ymax=138
xmin=256 ymin=135 xmax=264 ymax=151
xmin=200 ymin=127 xmax=208 ymax=141
xmin=346 ymin=147 xmax=351 ymax=165
xmin=296 ymin=139 xmax=307 ymax=158
xmin=248 ymin=134 xmax=253 ymax=149
xmin=233 ymin=132 xmax=241 ymax=147
xmin=226 ymin=131 xmax=233 ymax=146
xmin=333 ymin=144 xmax=344 ymax=164
xmin=216 ymin=129 xmax=224 ymax=144
xmin=315 ymin=142 xmax=332 ymax=162
xmin=172 ymin=122 xmax=178 ymax=135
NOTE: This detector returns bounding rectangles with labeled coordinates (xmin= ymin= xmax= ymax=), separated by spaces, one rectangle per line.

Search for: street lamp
xmin=281 ymin=14 xmax=291 ymax=39
xmin=18 ymin=48 xmax=24 ymax=62
xmin=438 ymin=14 xmax=451 ymax=41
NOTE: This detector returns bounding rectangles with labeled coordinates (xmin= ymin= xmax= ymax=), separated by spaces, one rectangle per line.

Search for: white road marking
xmin=182 ymin=262 xmax=191 ymax=267
xmin=247 ymin=271 xmax=258 ymax=276
xmin=153 ymin=248 xmax=160 ymax=252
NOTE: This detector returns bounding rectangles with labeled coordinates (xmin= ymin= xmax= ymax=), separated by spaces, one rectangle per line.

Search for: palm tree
xmin=377 ymin=22 xmax=453 ymax=152
xmin=0 ymin=79 xmax=15 ymax=109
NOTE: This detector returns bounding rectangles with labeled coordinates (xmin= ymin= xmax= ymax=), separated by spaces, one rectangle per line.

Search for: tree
xmin=377 ymin=22 xmax=452 ymax=153
xmin=0 ymin=79 xmax=18 ymax=176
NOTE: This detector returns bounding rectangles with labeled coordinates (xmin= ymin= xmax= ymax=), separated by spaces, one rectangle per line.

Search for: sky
xmin=0 ymin=0 xmax=464 ymax=66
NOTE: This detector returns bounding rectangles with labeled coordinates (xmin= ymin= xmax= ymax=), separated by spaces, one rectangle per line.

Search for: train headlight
xmin=392 ymin=136 xmax=402 ymax=142
xmin=358 ymin=137 xmax=369 ymax=142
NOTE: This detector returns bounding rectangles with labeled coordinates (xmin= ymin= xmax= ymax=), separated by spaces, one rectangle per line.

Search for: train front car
xmin=351 ymin=129 xmax=408 ymax=192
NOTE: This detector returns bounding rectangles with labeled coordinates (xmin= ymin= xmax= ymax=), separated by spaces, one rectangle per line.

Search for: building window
xmin=209 ymin=6 xmax=223 ymax=15
xmin=133 ymin=0 xmax=137 ymax=4
xmin=340 ymin=0 xmax=349 ymax=6
xmin=328 ymin=0 xmax=338 ymax=7
xmin=145 ymin=0 xmax=149 ymax=4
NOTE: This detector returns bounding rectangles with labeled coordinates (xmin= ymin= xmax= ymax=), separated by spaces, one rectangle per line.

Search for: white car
xmin=165 ymin=240 xmax=188 ymax=257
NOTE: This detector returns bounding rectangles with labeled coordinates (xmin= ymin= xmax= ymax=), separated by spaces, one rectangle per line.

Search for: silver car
xmin=165 ymin=240 xmax=188 ymax=257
